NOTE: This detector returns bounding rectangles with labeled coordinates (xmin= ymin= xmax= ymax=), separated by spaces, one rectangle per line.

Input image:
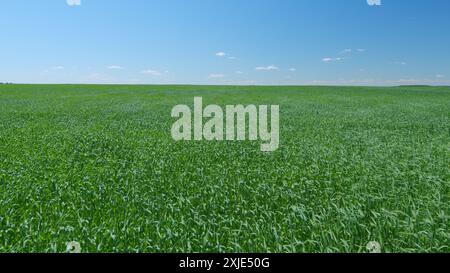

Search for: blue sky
xmin=1 ymin=0 xmax=449 ymax=85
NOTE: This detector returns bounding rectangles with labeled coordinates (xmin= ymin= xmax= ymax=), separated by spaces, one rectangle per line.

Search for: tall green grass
xmin=0 ymin=84 xmax=449 ymax=252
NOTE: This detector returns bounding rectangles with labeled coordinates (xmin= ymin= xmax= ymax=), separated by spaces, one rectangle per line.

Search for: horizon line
xmin=1 ymin=82 xmax=449 ymax=88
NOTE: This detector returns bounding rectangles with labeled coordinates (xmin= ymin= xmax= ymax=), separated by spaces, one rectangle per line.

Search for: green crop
xmin=0 ymin=84 xmax=449 ymax=253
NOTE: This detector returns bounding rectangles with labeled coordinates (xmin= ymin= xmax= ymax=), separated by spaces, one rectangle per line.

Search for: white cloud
xmin=436 ymin=74 xmax=445 ymax=78
xmin=255 ymin=65 xmax=279 ymax=71
xmin=367 ymin=0 xmax=381 ymax=6
xmin=289 ymin=68 xmax=297 ymax=72
xmin=208 ymin=73 xmax=226 ymax=78
xmin=52 ymin=66 xmax=65 ymax=70
xmin=67 ymin=0 xmax=81 ymax=6
xmin=107 ymin=65 xmax=123 ymax=70
xmin=216 ymin=52 xmax=239 ymax=60
xmin=322 ymin=57 xmax=344 ymax=63
xmin=340 ymin=48 xmax=366 ymax=54
xmin=235 ymin=71 xmax=243 ymax=74
xmin=393 ymin=61 xmax=407 ymax=66
xmin=141 ymin=69 xmax=162 ymax=76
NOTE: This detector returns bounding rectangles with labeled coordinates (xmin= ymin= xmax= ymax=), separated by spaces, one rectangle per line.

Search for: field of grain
xmin=0 ymin=84 xmax=448 ymax=252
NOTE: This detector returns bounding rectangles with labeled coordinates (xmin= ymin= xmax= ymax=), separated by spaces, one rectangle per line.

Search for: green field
xmin=0 ymin=84 xmax=449 ymax=253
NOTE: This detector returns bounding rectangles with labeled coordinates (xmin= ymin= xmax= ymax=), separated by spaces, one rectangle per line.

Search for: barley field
xmin=0 ymin=84 xmax=449 ymax=253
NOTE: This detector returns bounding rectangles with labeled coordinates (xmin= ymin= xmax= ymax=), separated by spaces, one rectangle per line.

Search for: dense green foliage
xmin=0 ymin=84 xmax=449 ymax=253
